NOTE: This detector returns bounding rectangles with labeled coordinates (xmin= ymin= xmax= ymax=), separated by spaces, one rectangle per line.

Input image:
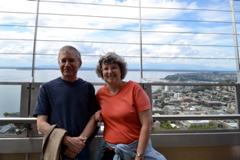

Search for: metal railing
xmin=2 ymin=114 xmax=240 ymax=123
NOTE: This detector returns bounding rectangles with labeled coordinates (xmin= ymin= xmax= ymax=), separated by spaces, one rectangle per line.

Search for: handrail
xmin=0 ymin=117 xmax=37 ymax=123
xmin=1 ymin=114 xmax=240 ymax=124
xmin=152 ymin=114 xmax=240 ymax=120
xmin=143 ymin=82 xmax=237 ymax=86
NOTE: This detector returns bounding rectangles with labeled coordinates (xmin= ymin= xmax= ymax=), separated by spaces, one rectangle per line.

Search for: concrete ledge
xmin=1 ymin=132 xmax=240 ymax=153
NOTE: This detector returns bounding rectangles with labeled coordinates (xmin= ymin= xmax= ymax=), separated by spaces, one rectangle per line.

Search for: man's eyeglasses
xmin=59 ymin=59 xmax=78 ymax=65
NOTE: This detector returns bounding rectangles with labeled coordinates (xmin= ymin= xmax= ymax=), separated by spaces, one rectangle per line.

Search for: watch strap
xmin=137 ymin=152 xmax=144 ymax=157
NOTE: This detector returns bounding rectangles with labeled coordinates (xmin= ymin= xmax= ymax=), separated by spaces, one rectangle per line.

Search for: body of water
xmin=0 ymin=69 xmax=177 ymax=83
xmin=0 ymin=69 xmax=178 ymax=117
xmin=2 ymin=69 xmax=235 ymax=117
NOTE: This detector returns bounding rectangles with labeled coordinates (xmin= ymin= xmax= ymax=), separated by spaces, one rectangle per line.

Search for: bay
xmin=0 ymin=69 xmax=177 ymax=117
xmin=0 ymin=69 xmax=177 ymax=83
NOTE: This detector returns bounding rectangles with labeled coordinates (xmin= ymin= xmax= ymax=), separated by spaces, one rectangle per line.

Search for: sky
xmin=0 ymin=0 xmax=240 ymax=74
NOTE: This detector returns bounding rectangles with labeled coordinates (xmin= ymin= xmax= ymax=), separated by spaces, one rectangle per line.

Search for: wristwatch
xmin=137 ymin=152 xmax=144 ymax=157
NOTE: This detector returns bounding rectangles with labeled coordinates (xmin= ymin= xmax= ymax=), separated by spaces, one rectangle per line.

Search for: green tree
xmin=3 ymin=112 xmax=10 ymax=117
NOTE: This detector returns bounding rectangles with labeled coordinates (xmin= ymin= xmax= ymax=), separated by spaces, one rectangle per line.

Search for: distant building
xmin=153 ymin=120 xmax=160 ymax=129
xmin=207 ymin=110 xmax=224 ymax=115
xmin=170 ymin=123 xmax=179 ymax=128
xmin=203 ymin=100 xmax=221 ymax=107
xmin=163 ymin=105 xmax=181 ymax=114
xmin=182 ymin=98 xmax=193 ymax=102
xmin=165 ymin=86 xmax=177 ymax=91
xmin=152 ymin=107 xmax=162 ymax=111
xmin=152 ymin=93 xmax=162 ymax=99
xmin=174 ymin=93 xmax=182 ymax=98
xmin=169 ymin=98 xmax=181 ymax=104
xmin=185 ymin=120 xmax=210 ymax=127
xmin=162 ymin=91 xmax=175 ymax=97
xmin=226 ymin=123 xmax=238 ymax=129
xmin=152 ymin=99 xmax=161 ymax=104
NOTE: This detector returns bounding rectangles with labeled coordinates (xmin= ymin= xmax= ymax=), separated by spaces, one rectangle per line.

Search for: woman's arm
xmin=94 ymin=110 xmax=103 ymax=122
xmin=79 ymin=115 xmax=98 ymax=139
xmin=136 ymin=109 xmax=153 ymax=160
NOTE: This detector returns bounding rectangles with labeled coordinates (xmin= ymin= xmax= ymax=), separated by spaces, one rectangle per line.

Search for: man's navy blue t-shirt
xmin=33 ymin=77 xmax=99 ymax=137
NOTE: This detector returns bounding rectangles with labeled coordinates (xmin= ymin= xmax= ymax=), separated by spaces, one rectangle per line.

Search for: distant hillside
xmin=164 ymin=72 xmax=237 ymax=82
xmin=3 ymin=112 xmax=20 ymax=117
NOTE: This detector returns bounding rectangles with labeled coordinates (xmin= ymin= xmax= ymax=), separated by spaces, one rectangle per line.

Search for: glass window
xmin=0 ymin=0 xmax=239 ymax=134
xmin=0 ymin=85 xmax=21 ymax=118
xmin=151 ymin=84 xmax=238 ymax=131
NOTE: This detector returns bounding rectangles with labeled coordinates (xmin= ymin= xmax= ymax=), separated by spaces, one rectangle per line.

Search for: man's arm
xmin=36 ymin=115 xmax=51 ymax=134
xmin=36 ymin=114 xmax=97 ymax=139
xmin=36 ymin=115 xmax=87 ymax=159
xmin=63 ymin=115 xmax=97 ymax=156
xmin=63 ymin=115 xmax=98 ymax=159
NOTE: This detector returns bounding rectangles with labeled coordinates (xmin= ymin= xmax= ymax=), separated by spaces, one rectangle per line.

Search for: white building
xmin=185 ymin=120 xmax=210 ymax=127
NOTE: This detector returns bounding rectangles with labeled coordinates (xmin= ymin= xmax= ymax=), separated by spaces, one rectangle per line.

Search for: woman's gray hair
xmin=96 ymin=52 xmax=127 ymax=80
xmin=58 ymin=45 xmax=81 ymax=61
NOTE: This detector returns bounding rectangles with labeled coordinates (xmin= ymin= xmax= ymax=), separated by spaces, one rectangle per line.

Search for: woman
xmin=95 ymin=52 xmax=166 ymax=160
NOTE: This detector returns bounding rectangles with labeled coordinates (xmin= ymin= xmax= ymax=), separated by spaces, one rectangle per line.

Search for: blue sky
xmin=0 ymin=0 xmax=239 ymax=73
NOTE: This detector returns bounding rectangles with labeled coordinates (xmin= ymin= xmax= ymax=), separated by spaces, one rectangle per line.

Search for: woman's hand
xmin=95 ymin=110 xmax=103 ymax=122
xmin=135 ymin=155 xmax=144 ymax=160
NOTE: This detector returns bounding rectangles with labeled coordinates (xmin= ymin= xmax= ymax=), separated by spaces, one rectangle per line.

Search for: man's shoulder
xmin=77 ymin=78 xmax=94 ymax=87
xmin=50 ymin=77 xmax=61 ymax=82
xmin=41 ymin=77 xmax=61 ymax=87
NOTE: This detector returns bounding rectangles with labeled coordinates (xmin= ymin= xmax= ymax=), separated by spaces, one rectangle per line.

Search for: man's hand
xmin=64 ymin=148 xmax=77 ymax=159
xmin=62 ymin=136 xmax=87 ymax=159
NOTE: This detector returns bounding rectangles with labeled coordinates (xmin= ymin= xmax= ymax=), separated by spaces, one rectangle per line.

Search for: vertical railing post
xmin=229 ymin=0 xmax=240 ymax=83
xmin=139 ymin=0 xmax=143 ymax=81
xmin=31 ymin=0 xmax=40 ymax=83
xmin=28 ymin=0 xmax=40 ymax=117
xmin=229 ymin=0 xmax=240 ymax=128
xmin=141 ymin=83 xmax=152 ymax=107
xmin=234 ymin=84 xmax=240 ymax=128
xmin=235 ymin=84 xmax=240 ymax=113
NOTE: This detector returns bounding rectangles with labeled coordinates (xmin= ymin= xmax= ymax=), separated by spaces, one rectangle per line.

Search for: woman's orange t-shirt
xmin=96 ymin=81 xmax=151 ymax=144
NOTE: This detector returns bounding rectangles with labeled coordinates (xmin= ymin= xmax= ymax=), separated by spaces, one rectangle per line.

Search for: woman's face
xmin=101 ymin=62 xmax=122 ymax=84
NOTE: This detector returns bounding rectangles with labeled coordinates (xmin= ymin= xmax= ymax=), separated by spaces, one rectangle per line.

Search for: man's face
xmin=58 ymin=50 xmax=82 ymax=81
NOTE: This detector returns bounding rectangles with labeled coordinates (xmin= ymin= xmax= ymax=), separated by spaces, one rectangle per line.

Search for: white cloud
xmin=0 ymin=0 xmax=238 ymax=71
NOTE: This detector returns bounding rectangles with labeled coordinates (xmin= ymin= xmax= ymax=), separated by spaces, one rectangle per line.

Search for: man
xmin=33 ymin=45 xmax=99 ymax=160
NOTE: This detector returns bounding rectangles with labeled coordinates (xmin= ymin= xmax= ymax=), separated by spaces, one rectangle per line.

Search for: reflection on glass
xmin=152 ymin=119 xmax=238 ymax=131
xmin=151 ymin=82 xmax=238 ymax=130
xmin=0 ymin=85 xmax=21 ymax=118
xmin=152 ymin=85 xmax=236 ymax=115
xmin=0 ymin=123 xmax=16 ymax=134
xmin=0 ymin=85 xmax=21 ymax=135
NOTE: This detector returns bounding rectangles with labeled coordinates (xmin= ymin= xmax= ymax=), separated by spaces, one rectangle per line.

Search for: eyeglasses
xmin=59 ymin=59 xmax=78 ymax=65
xmin=102 ymin=66 xmax=119 ymax=72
